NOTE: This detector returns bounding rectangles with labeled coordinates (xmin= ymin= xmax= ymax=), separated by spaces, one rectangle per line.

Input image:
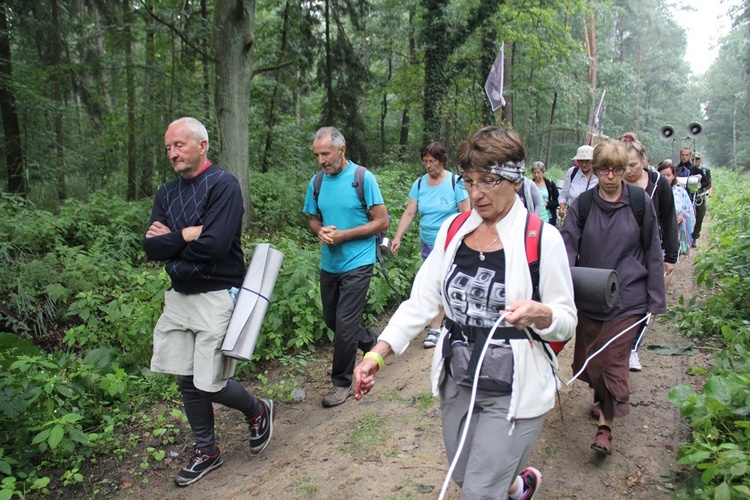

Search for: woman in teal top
xmin=390 ymin=142 xmax=471 ymax=348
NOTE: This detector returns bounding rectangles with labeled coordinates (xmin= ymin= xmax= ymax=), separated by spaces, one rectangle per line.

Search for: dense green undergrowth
xmin=0 ymin=164 xmax=424 ymax=497
xmin=666 ymin=169 xmax=750 ymax=499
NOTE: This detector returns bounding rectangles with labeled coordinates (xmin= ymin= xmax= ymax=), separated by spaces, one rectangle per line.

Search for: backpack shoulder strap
xmin=647 ymin=169 xmax=659 ymax=199
xmin=313 ymin=170 xmax=325 ymax=202
xmin=313 ymin=169 xmax=325 ymax=219
xmin=452 ymin=172 xmax=457 ymax=190
xmin=444 ymin=211 xmax=472 ymax=250
xmin=626 ymin=183 xmax=646 ymax=228
xmin=353 ymin=165 xmax=368 ymax=212
xmin=571 ymin=167 xmax=580 ymax=181
xmin=524 ymin=212 xmax=543 ymax=302
xmin=576 ymin=187 xmax=595 ymax=229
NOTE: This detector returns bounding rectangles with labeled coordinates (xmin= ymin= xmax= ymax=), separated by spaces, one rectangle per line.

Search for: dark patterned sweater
xmin=143 ymin=164 xmax=245 ymax=294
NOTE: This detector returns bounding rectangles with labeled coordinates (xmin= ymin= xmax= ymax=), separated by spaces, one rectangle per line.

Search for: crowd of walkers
xmin=145 ymin=117 xmax=710 ymax=498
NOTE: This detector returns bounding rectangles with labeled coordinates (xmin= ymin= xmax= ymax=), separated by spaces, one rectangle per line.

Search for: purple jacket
xmin=561 ymin=182 xmax=666 ymax=321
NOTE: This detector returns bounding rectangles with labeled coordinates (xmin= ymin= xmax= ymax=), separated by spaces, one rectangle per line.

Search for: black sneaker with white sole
xmin=174 ymin=447 xmax=223 ymax=487
xmin=249 ymin=398 xmax=274 ymax=455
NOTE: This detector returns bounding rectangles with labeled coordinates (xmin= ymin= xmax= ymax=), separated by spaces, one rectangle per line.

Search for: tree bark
xmin=545 ymin=91 xmax=557 ymax=167
xmin=502 ymin=41 xmax=513 ymax=127
xmin=422 ymin=0 xmax=504 ymax=142
xmin=215 ymin=0 xmax=255 ymax=224
xmin=584 ymin=12 xmax=597 ymax=136
xmin=51 ymin=0 xmax=66 ymax=201
xmin=0 ymin=0 xmax=25 ymax=197
xmin=261 ymin=1 xmax=290 ymax=173
xmin=140 ymin=0 xmax=156 ymax=198
xmin=123 ymin=0 xmax=137 ymax=201
xmin=398 ymin=103 xmax=410 ymax=160
xmin=323 ymin=0 xmax=334 ymax=125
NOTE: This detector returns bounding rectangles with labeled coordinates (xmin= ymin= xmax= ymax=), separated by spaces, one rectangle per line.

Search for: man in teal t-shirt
xmin=302 ymin=127 xmax=390 ymax=408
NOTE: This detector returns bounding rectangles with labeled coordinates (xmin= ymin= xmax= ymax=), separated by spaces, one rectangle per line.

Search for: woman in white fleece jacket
xmin=354 ymin=127 xmax=576 ymax=500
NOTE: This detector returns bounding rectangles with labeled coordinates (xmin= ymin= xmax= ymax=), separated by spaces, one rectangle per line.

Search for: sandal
xmin=591 ymin=427 xmax=613 ymax=455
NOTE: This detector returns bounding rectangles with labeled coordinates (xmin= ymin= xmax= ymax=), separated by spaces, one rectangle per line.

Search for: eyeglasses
xmin=593 ymin=166 xmax=626 ymax=176
xmin=422 ymin=158 xmax=440 ymax=165
xmin=458 ymin=176 xmax=505 ymax=192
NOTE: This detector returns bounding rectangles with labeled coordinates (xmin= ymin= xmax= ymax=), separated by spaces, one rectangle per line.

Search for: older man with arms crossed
xmin=144 ymin=117 xmax=273 ymax=486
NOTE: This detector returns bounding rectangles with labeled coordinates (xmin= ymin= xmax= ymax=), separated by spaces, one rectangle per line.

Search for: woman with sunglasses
xmin=354 ymin=127 xmax=576 ymax=499
xmin=560 ymin=139 xmax=666 ymax=456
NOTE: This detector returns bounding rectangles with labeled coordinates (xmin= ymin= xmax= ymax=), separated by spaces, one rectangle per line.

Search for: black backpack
xmin=575 ymin=183 xmax=646 ymax=230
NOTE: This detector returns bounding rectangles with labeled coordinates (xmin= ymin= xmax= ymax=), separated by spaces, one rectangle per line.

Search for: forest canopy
xmin=0 ymin=0 xmax=748 ymax=210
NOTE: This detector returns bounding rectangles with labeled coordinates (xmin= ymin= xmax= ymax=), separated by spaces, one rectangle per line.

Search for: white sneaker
xmin=423 ymin=331 xmax=439 ymax=349
xmin=629 ymin=350 xmax=642 ymax=372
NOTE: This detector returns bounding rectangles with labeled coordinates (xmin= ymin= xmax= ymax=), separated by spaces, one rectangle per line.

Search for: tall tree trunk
xmin=584 ymin=12 xmax=597 ymax=135
xmin=398 ymin=103 xmax=410 ymax=161
xmin=380 ymin=51 xmax=392 ymax=155
xmin=545 ymin=91 xmax=557 ymax=167
xmin=201 ymin=0 xmax=212 ymax=123
xmin=480 ymin=26 xmax=497 ymax=126
xmin=93 ymin=4 xmax=112 ymax=112
xmin=633 ymin=32 xmax=642 ymax=132
xmin=51 ymin=0 xmax=66 ymax=201
xmin=502 ymin=41 xmax=513 ymax=126
xmin=215 ymin=0 xmax=255 ymax=224
xmin=261 ymin=1 xmax=290 ymax=173
xmin=123 ymin=0 xmax=137 ymax=201
xmin=422 ymin=0 xmax=450 ymax=142
xmin=140 ymin=0 xmax=156 ymax=198
xmin=323 ymin=0 xmax=334 ymax=125
xmin=0 ymin=0 xmax=25 ymax=197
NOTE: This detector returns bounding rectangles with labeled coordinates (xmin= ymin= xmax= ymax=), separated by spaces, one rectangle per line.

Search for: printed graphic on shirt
xmin=445 ymin=242 xmax=507 ymax=328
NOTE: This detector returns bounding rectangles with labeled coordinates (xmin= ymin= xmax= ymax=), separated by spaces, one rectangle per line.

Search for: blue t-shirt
xmin=303 ymin=162 xmax=385 ymax=274
xmin=408 ymin=173 xmax=469 ymax=246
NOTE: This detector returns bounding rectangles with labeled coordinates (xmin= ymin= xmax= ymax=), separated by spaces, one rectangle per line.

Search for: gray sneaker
xmin=322 ymin=385 xmax=352 ymax=407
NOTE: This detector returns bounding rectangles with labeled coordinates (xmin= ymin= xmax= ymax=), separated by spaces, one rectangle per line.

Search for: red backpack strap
xmin=524 ymin=212 xmax=543 ymax=301
xmin=444 ymin=211 xmax=472 ymax=250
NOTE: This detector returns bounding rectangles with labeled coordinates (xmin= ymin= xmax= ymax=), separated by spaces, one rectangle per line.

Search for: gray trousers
xmin=440 ymin=374 xmax=546 ymax=499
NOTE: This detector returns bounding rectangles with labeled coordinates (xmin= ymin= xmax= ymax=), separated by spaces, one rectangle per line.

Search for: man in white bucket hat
xmin=558 ymin=145 xmax=598 ymax=220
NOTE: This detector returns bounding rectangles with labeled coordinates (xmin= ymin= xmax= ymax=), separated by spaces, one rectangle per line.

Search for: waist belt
xmin=444 ymin=318 xmax=529 ymax=343
xmin=443 ymin=318 xmax=541 ymax=375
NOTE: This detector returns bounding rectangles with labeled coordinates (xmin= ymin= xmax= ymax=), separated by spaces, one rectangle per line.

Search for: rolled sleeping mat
xmin=222 ymin=243 xmax=285 ymax=361
xmin=570 ymin=266 xmax=618 ymax=308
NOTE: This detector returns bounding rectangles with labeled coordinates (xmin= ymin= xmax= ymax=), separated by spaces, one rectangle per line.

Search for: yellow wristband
xmin=363 ymin=352 xmax=384 ymax=370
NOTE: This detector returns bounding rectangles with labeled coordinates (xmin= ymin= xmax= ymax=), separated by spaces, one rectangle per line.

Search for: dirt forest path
xmin=117 ymin=253 xmax=711 ymax=500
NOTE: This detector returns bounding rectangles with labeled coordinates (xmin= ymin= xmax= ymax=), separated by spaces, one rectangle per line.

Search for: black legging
xmin=177 ymin=375 xmax=262 ymax=454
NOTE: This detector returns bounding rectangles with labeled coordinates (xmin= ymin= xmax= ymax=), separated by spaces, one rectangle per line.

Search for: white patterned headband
xmin=486 ymin=160 xmax=526 ymax=183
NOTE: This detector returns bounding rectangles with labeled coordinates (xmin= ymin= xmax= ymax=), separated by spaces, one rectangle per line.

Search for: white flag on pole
xmin=594 ymin=89 xmax=606 ymax=126
xmin=484 ymin=42 xmax=506 ymax=111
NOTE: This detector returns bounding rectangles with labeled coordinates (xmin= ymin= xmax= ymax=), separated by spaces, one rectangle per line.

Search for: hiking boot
xmin=518 ymin=467 xmax=542 ymax=499
xmin=629 ymin=350 xmax=642 ymax=372
xmin=248 ymin=398 xmax=274 ymax=455
xmin=174 ymin=447 xmax=223 ymax=487
xmin=322 ymin=385 xmax=352 ymax=407
xmin=423 ymin=331 xmax=439 ymax=349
